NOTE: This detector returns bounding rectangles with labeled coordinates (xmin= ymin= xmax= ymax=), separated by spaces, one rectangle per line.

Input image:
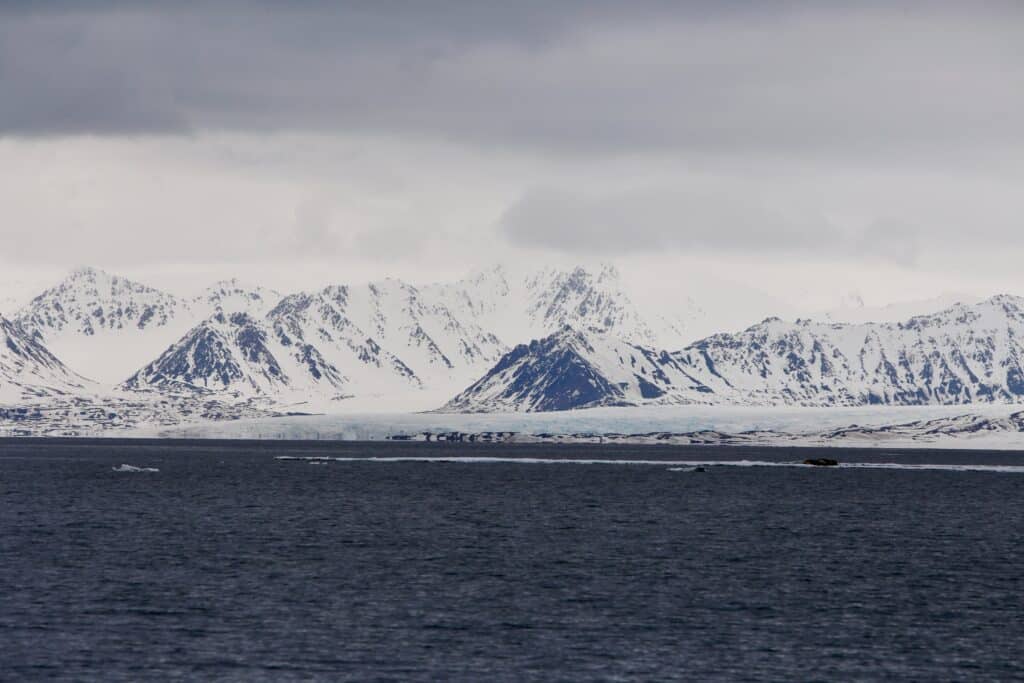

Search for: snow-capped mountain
xmin=124 ymin=278 xmax=508 ymax=408
xmin=194 ymin=279 xmax=282 ymax=317
xmin=13 ymin=268 xmax=285 ymax=385
xmin=445 ymin=295 xmax=1024 ymax=412
xmin=9 ymin=263 xmax=689 ymax=398
xmin=267 ymin=288 xmax=419 ymax=391
xmin=0 ymin=316 xmax=91 ymax=402
xmin=675 ymin=295 xmax=1024 ymax=406
xmin=424 ymin=263 xmax=694 ymax=348
xmin=122 ymin=310 xmax=348 ymax=399
xmin=522 ymin=265 xmax=658 ymax=344
xmin=14 ymin=267 xmax=196 ymax=384
xmin=10 ymin=263 xmax=1024 ymax=422
xmin=265 ymin=279 xmax=506 ymax=394
xmin=18 ymin=266 xmax=187 ymax=338
xmin=442 ymin=326 xmax=714 ymax=412
xmin=118 ymin=264 xmax=666 ymax=408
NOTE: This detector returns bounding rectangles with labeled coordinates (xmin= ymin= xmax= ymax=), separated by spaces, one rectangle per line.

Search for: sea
xmin=2 ymin=439 xmax=1023 ymax=681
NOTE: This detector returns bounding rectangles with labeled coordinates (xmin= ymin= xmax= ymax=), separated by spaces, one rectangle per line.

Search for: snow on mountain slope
xmin=267 ymin=279 xmax=505 ymax=392
xmin=122 ymin=310 xmax=348 ymax=399
xmin=18 ymin=266 xmax=187 ymax=337
xmin=14 ymin=267 xmax=197 ymax=384
xmin=123 ymin=268 xmax=683 ymax=409
xmin=14 ymin=268 xmax=287 ymax=385
xmin=674 ymin=294 xmax=1024 ymax=406
xmin=424 ymin=263 xmax=692 ymax=348
xmin=0 ymin=316 xmax=91 ymax=402
xmin=445 ymin=295 xmax=1024 ymax=412
xmin=195 ymin=279 xmax=282 ymax=317
xmin=19 ymin=263 xmax=1024 ymax=418
xmin=125 ymin=277 xmax=510 ymax=405
xmin=817 ymin=292 xmax=982 ymax=324
xmin=421 ymin=265 xmax=521 ymax=341
xmin=442 ymin=326 xmax=715 ymax=412
xmin=19 ymin=262 xmax=689 ymax=400
xmin=523 ymin=265 xmax=660 ymax=344
xmin=129 ymin=264 xmax=663 ymax=406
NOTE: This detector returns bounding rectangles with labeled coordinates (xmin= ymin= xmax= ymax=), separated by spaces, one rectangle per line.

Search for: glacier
xmin=143 ymin=404 xmax=1024 ymax=450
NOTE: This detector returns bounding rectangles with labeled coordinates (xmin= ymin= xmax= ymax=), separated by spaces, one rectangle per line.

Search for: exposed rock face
xmin=448 ymin=295 xmax=1024 ymax=412
xmin=122 ymin=311 xmax=348 ymax=398
xmin=443 ymin=326 xmax=714 ymax=412
xmin=671 ymin=296 xmax=1024 ymax=406
xmin=118 ymin=265 xmax=663 ymax=404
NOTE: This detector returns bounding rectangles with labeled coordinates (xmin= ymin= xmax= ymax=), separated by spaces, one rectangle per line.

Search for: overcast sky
xmin=1 ymin=1 xmax=1022 ymax=315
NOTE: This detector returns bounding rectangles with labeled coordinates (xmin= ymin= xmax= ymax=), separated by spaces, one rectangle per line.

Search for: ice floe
xmin=111 ymin=464 xmax=159 ymax=473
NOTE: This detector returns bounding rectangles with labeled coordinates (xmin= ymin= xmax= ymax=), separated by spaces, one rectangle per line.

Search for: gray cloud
xmin=499 ymin=185 xmax=935 ymax=265
xmin=1 ymin=2 xmax=1022 ymax=164
xmin=3 ymin=0 xmax=1024 ymax=309
xmin=855 ymin=219 xmax=921 ymax=267
xmin=499 ymin=186 xmax=832 ymax=255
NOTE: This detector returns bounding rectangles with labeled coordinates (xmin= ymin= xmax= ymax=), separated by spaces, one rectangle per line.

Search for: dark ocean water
xmin=2 ymin=439 xmax=1024 ymax=681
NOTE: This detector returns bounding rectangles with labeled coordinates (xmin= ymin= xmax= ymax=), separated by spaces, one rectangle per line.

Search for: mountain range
xmin=449 ymin=295 xmax=1024 ymax=411
xmin=3 ymin=264 xmax=1024 ymax=428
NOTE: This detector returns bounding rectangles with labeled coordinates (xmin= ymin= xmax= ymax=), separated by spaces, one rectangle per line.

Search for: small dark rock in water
xmin=804 ymin=458 xmax=839 ymax=467
xmin=694 ymin=466 xmax=707 ymax=472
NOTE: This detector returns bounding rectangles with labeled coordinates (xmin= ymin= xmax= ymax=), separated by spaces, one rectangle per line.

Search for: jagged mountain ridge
xmin=12 ymin=268 xmax=282 ymax=385
xmin=9 ymin=265 xmax=1024 ymax=416
xmin=423 ymin=263 xmax=699 ymax=348
xmin=268 ymin=278 xmax=508 ymax=391
xmin=120 ymin=267 xmax=663 ymax=404
xmin=17 ymin=266 xmax=188 ymax=339
xmin=122 ymin=310 xmax=349 ymax=399
xmin=123 ymin=279 xmax=510 ymax=403
xmin=523 ymin=266 xmax=657 ymax=344
xmin=7 ymin=263 xmax=689 ymax=400
xmin=15 ymin=267 xmax=196 ymax=385
xmin=443 ymin=326 xmax=714 ymax=412
xmin=446 ymin=295 xmax=1024 ymax=412
xmin=676 ymin=295 xmax=1024 ymax=406
xmin=0 ymin=316 xmax=91 ymax=402
xmin=197 ymin=279 xmax=282 ymax=317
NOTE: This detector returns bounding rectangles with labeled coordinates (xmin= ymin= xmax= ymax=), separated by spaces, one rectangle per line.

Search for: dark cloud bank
xmin=2 ymin=1 xmax=1022 ymax=162
xmin=1 ymin=1 xmax=1022 ymax=281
